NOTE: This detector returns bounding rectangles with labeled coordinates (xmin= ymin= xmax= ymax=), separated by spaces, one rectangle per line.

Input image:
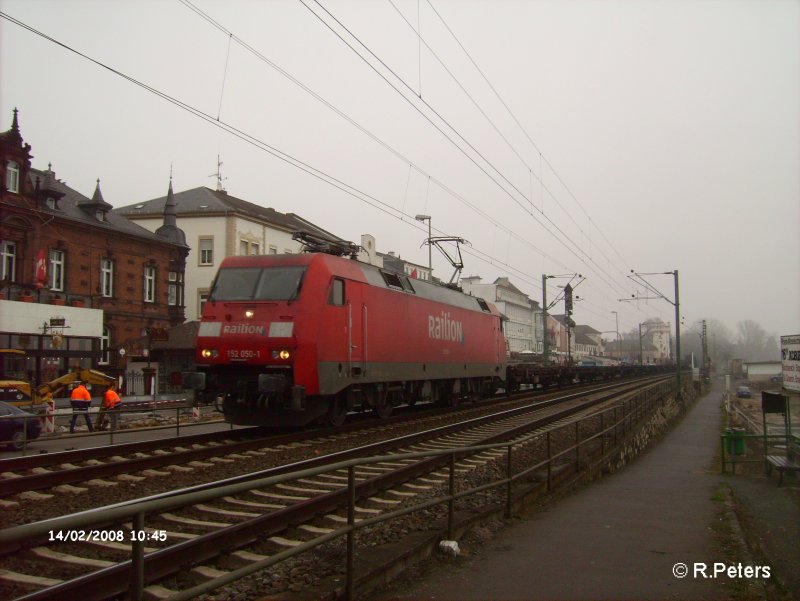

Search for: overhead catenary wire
xmin=0 ymin=10 xmax=575 ymax=307
xmin=1 ymin=8 xmax=660 ymax=329
xmin=181 ymin=0 xmax=634 ymax=307
xmin=176 ymin=0 xmax=565 ymax=267
xmin=426 ymin=0 xmax=634 ymax=282
xmin=300 ymin=0 xmax=632 ymax=301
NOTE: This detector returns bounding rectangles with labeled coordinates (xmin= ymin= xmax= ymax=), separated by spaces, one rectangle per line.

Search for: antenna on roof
xmin=208 ymin=155 xmax=227 ymax=192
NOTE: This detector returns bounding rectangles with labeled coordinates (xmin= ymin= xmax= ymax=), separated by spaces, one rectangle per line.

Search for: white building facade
xmin=115 ymin=187 xmax=340 ymax=320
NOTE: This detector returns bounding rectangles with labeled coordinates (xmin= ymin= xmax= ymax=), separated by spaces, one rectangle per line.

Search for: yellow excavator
xmin=0 ymin=355 xmax=116 ymax=408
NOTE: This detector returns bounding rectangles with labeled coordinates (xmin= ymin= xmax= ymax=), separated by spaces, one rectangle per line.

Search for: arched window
xmin=6 ymin=161 xmax=20 ymax=193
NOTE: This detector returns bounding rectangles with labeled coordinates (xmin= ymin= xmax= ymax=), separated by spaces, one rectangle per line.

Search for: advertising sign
xmin=780 ymin=334 xmax=800 ymax=393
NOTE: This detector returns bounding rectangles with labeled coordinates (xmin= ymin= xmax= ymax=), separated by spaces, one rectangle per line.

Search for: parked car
xmin=736 ymin=386 xmax=752 ymax=399
xmin=0 ymin=401 xmax=41 ymax=450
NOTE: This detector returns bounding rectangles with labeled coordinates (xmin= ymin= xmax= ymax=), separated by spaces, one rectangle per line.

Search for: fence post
xmin=130 ymin=512 xmax=145 ymax=601
xmin=575 ymin=421 xmax=580 ymax=472
xmin=448 ymin=452 xmax=456 ymax=540
xmin=505 ymin=444 xmax=513 ymax=519
xmin=20 ymin=414 xmax=29 ymax=456
xmin=600 ymin=412 xmax=605 ymax=454
xmin=346 ymin=465 xmax=355 ymax=601
xmin=546 ymin=430 xmax=552 ymax=492
xmin=613 ymin=406 xmax=618 ymax=446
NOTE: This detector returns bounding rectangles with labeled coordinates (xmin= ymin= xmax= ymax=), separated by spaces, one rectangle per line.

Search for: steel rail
xmin=2 ymin=377 xmax=671 ymax=601
xmin=0 ymin=377 xmax=643 ymax=497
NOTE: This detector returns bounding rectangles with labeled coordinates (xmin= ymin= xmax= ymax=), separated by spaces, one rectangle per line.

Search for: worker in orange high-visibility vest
xmin=69 ymin=381 xmax=93 ymax=433
xmin=96 ymin=382 xmax=122 ymax=431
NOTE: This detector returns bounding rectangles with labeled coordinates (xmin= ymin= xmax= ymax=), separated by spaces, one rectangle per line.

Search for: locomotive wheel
xmin=373 ymin=397 xmax=393 ymax=419
xmin=327 ymin=396 xmax=348 ymax=427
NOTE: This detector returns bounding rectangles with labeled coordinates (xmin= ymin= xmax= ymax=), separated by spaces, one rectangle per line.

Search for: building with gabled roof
xmin=115 ymin=185 xmax=343 ymax=320
xmin=460 ymin=275 xmax=540 ymax=353
xmin=0 ymin=109 xmax=188 ymax=384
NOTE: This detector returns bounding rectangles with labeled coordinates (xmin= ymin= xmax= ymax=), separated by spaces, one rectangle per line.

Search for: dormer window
xmin=95 ymin=210 xmax=105 ymax=221
xmin=46 ymin=197 xmax=58 ymax=210
xmin=6 ymin=161 xmax=20 ymax=193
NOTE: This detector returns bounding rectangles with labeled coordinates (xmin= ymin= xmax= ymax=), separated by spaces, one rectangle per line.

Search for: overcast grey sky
xmin=2 ymin=0 xmax=798 ymax=341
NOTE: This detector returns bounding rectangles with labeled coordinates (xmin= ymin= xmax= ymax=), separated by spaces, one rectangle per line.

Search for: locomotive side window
xmin=380 ymin=270 xmax=416 ymax=294
xmin=381 ymin=270 xmax=404 ymax=290
xmin=329 ymin=278 xmax=345 ymax=306
xmin=477 ymin=298 xmax=490 ymax=312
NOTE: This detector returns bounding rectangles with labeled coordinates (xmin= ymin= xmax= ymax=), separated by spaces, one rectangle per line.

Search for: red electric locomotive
xmin=188 ymin=241 xmax=507 ymax=426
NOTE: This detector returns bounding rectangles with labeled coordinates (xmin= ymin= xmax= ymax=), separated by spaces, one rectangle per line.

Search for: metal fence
xmin=0 ymin=380 xmax=675 ymax=601
xmin=0 ymin=402 xmax=223 ymax=454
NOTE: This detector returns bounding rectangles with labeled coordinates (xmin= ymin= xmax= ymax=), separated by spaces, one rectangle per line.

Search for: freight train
xmin=186 ymin=240 xmax=506 ymax=427
xmin=185 ymin=236 xmax=668 ymax=427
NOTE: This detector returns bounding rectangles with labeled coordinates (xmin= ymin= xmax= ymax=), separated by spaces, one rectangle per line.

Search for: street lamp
xmin=414 ymin=214 xmax=432 ymax=273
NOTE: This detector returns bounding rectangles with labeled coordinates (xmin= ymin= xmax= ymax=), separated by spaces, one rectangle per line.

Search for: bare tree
xmin=735 ymin=319 xmax=779 ymax=361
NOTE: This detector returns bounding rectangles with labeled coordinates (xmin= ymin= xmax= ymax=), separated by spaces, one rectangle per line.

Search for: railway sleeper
xmin=191 ymin=565 xmax=229 ymax=583
xmin=31 ymin=546 xmax=115 ymax=569
xmin=143 ymin=584 xmax=179 ymax=601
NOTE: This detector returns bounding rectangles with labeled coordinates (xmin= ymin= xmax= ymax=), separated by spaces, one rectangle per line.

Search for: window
xmin=239 ymin=240 xmax=260 ymax=256
xmin=168 ymin=271 xmax=183 ymax=306
xmin=380 ymin=270 xmax=415 ymax=293
xmin=269 ymin=245 xmax=278 ymax=255
xmin=95 ymin=210 xmax=105 ymax=222
xmin=144 ymin=265 xmax=156 ymax=303
xmin=6 ymin=161 xmax=19 ymax=193
xmin=1 ymin=241 xmax=16 ymax=281
xmin=329 ymin=278 xmax=345 ymax=306
xmin=198 ymin=290 xmax=210 ymax=318
xmin=101 ymin=258 xmax=114 ymax=297
xmin=46 ymin=197 xmax=58 ymax=210
xmin=99 ymin=326 xmax=110 ymax=365
xmin=210 ymin=266 xmax=306 ymax=301
xmin=199 ymin=237 xmax=213 ymax=265
xmin=49 ymin=249 xmax=65 ymax=291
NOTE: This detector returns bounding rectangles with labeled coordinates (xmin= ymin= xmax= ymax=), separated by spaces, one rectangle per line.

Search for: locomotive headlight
xmin=201 ymin=348 xmax=218 ymax=359
xmin=272 ymin=349 xmax=291 ymax=360
xmin=245 ymin=310 xmax=255 ymax=318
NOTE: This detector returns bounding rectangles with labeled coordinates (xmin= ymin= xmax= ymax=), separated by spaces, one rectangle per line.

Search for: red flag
xmin=34 ymin=249 xmax=47 ymax=289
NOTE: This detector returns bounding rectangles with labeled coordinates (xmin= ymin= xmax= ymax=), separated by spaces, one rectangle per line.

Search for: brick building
xmin=0 ymin=109 xmax=189 ymax=387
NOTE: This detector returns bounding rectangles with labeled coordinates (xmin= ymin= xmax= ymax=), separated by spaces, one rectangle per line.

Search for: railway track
xmin=0 ymin=378 xmax=635 ymax=503
xmin=0 ymin=376 xmax=674 ymax=601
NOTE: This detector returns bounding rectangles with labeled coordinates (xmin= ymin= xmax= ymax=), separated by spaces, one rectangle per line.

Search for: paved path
xmin=390 ymin=386 xmax=731 ymax=600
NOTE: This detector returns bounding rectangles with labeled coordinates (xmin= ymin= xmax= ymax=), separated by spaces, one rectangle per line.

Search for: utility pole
xmin=542 ymin=274 xmax=582 ymax=363
xmin=415 ymin=214 xmax=432 ymax=274
xmin=627 ymin=270 xmax=682 ymax=399
xmin=674 ymin=269 xmax=681 ymax=395
xmin=542 ymin=274 xmax=549 ymax=362
xmin=639 ymin=323 xmax=643 ymax=365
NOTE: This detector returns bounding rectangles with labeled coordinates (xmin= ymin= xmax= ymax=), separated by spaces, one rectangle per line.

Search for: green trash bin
xmin=725 ymin=428 xmax=745 ymax=455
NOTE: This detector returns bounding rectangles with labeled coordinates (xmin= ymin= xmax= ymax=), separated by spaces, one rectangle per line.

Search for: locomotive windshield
xmin=210 ymin=266 xmax=307 ymax=302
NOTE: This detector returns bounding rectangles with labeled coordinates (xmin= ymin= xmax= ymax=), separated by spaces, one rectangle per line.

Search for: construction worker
xmin=96 ymin=382 xmax=122 ymax=430
xmin=69 ymin=380 xmax=93 ymax=433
